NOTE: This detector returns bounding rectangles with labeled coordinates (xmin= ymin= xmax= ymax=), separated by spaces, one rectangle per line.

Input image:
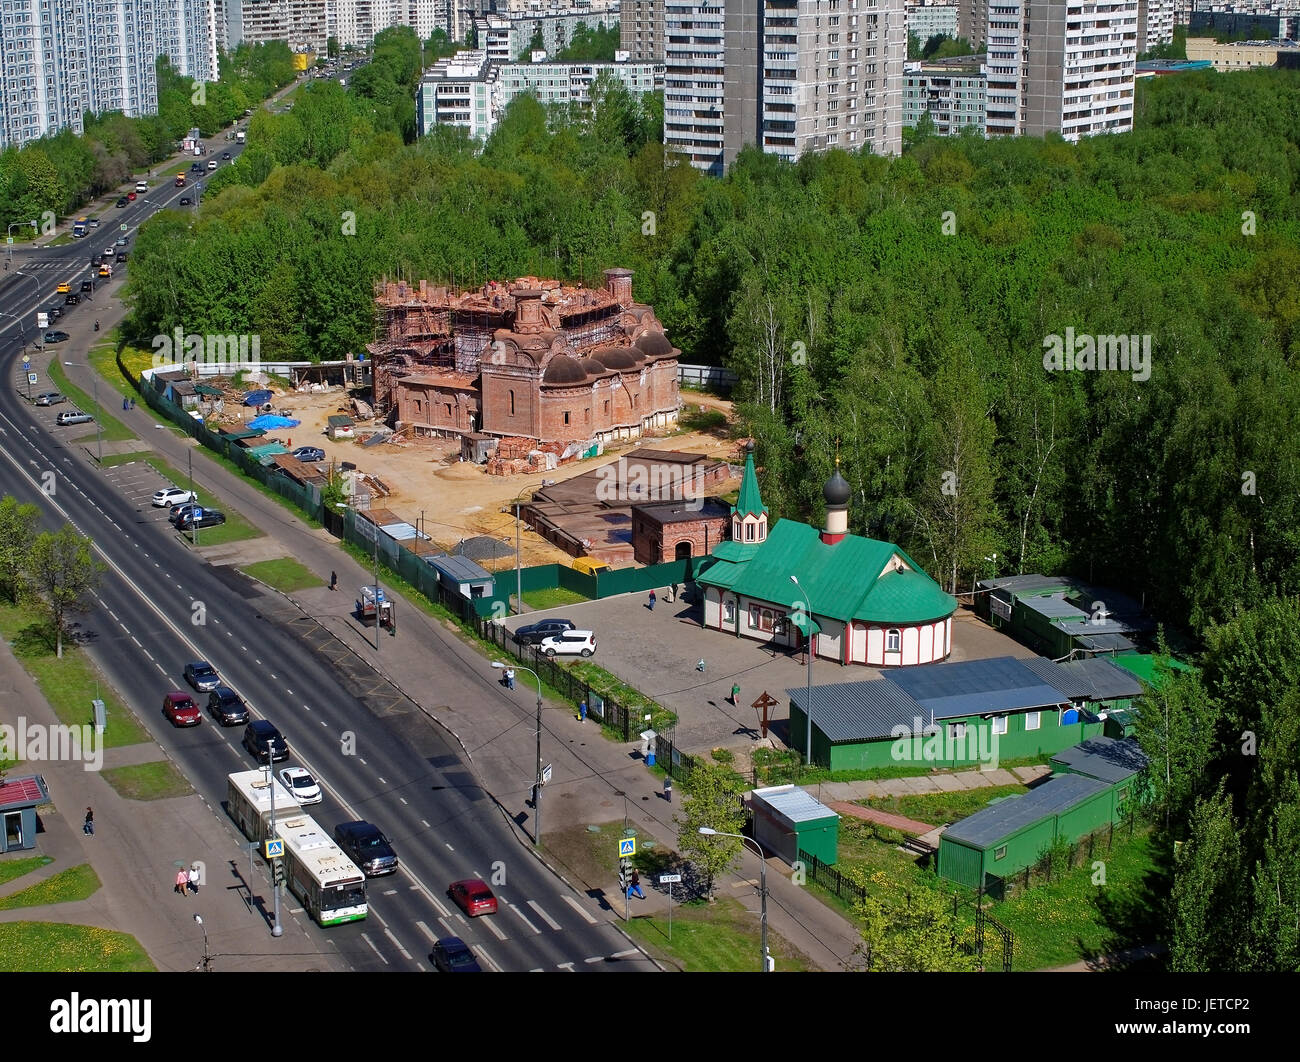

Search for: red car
xmin=163 ymin=691 xmax=201 ymax=727
xmin=448 ymin=878 xmax=498 ymax=917
xmin=127 ymin=192 xmax=137 ymax=201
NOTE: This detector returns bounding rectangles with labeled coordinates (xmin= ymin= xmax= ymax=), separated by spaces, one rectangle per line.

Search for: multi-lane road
xmin=0 ymin=130 xmax=657 ymax=974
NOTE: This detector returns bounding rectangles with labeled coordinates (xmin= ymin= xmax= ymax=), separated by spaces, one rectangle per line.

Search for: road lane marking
xmin=383 ymin=928 xmax=412 ymax=960
xmin=527 ymin=900 xmax=561 ymax=930
xmin=557 ymin=962 xmax=575 ymax=971
xmin=476 ymin=946 xmax=501 ymax=972
xmin=562 ymin=896 xmax=599 ymax=925
xmin=415 ymin=921 xmax=437 ymax=943
xmin=508 ymin=904 xmax=541 ymax=935
xmin=612 ymin=949 xmax=639 ymax=959
xmin=481 ymin=916 xmax=508 ymax=941
xmin=360 ymin=933 xmax=389 ymax=964
xmin=584 ymin=955 xmax=603 ymax=964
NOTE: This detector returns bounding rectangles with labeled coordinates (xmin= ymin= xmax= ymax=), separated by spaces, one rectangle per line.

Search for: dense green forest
xmin=123 ymin=50 xmax=1300 ymax=643
xmin=0 ymin=42 xmax=295 ymax=223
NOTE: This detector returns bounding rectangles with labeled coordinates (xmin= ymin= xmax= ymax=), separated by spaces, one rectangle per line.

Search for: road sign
xmin=5 ymin=237 xmax=11 ymax=245
xmin=27 ymin=373 xmax=38 ymax=384
xmin=541 ymin=763 xmax=552 ymax=785
xmin=263 ymin=839 xmax=284 ymax=858
xmin=120 ymin=224 xmax=127 ymax=231
xmin=22 ymin=356 xmax=30 ymax=367
xmin=658 ymin=873 xmax=682 ymax=884
xmin=618 ymin=837 xmax=636 ymax=858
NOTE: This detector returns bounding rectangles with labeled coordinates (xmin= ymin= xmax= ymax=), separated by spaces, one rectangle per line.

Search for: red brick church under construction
xmin=368 ymin=268 xmax=681 ymax=449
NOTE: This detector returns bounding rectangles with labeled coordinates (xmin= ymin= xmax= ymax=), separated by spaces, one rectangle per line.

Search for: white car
xmin=152 ymin=487 xmax=195 ymax=508
xmin=279 ymin=766 xmax=322 ymax=805
xmin=537 ymin=630 xmax=596 ymax=658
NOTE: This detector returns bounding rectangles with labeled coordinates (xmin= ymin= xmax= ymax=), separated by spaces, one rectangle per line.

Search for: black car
xmin=207 ymin=686 xmax=249 ymax=726
xmin=178 ymin=509 xmax=225 ymax=530
xmin=43 ymin=330 xmax=70 ymax=344
xmin=183 ymin=660 xmax=221 ymax=692
xmin=221 ymin=151 xmax=231 ymax=160
xmin=115 ymin=197 xmax=128 ymax=207
xmin=242 ymin=719 xmax=289 ymax=763
xmin=430 ymin=937 xmax=481 ymax=973
xmin=80 ymin=279 xmax=94 ymax=292
xmin=179 ymin=197 xmax=192 ymax=205
xmin=116 ymin=252 xmax=128 ymax=263
xmin=64 ymin=293 xmax=81 ymax=305
xmin=47 ymin=305 xmax=62 ymax=319
xmin=190 ymin=162 xmax=203 ymax=172
xmin=513 ymin=618 xmax=577 ymax=645
xmin=334 ymin=821 xmax=399 ymax=876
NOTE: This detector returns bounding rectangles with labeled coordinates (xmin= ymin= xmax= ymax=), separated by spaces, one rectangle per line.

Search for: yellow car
xmin=56 ymin=281 xmax=71 ymax=294
xmin=571 ymin=557 xmax=611 ymax=576
xmin=97 ymin=265 xmax=112 ymax=278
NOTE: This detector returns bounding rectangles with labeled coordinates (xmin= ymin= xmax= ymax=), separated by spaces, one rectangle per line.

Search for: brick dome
xmin=594 ymin=346 xmax=639 ymax=370
xmin=634 ymin=331 xmax=673 ymax=357
xmin=579 ymin=357 xmax=609 ymax=376
xmin=543 ymin=354 xmax=589 ymax=384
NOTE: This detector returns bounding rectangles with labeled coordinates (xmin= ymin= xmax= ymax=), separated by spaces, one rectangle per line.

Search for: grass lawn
xmin=88 ymin=335 xmax=136 ymax=403
xmin=863 ymin=784 xmax=1029 ymax=826
xmin=0 ymin=602 xmax=150 ymax=749
xmin=180 ymin=506 xmax=262 ymax=545
xmin=116 ymin=344 xmax=157 ymax=381
xmin=240 ymin=557 xmax=324 ymax=592
xmin=45 ymin=361 xmax=134 ymax=442
xmin=101 ymin=760 xmax=193 ymax=800
xmin=753 ymin=748 xmax=939 ymax=785
xmin=625 ymin=896 xmax=814 ymax=972
xmin=0 ymin=864 xmax=100 ymax=910
xmin=521 ymin=586 xmax=589 ymax=610
xmin=100 ymin=451 xmax=153 ymax=467
xmin=0 ymin=922 xmax=154 ymax=972
xmin=0 ymin=855 xmax=53 ymax=888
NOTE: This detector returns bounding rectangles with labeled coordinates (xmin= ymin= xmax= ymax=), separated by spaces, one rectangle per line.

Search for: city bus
xmin=274 ymin=813 xmax=368 ymax=926
xmin=226 ymin=771 xmax=367 ymax=926
xmin=72 ymin=217 xmax=88 ymax=238
xmin=226 ymin=769 xmax=297 ymax=843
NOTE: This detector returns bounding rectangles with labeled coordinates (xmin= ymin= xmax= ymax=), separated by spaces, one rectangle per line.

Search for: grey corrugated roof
xmin=787 ymin=681 xmax=925 ymax=742
xmin=1026 ymin=594 xmax=1089 ymax=620
xmin=1050 ymin=737 xmax=1148 ymax=783
xmin=1020 ymin=657 xmax=1144 ymax=701
xmin=942 ymin=774 xmax=1109 ymax=849
xmin=977 ymin=575 xmax=1075 ymax=595
xmin=883 ymin=656 xmax=1069 ymax=721
xmin=1074 ymin=632 xmax=1139 ymax=654
xmin=427 ymin=553 xmax=493 ymax=583
xmin=751 ymin=785 xmax=839 ymax=825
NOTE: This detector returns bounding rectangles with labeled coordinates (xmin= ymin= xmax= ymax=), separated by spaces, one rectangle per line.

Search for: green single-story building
xmin=748 ymin=784 xmax=839 ymax=866
xmin=977 ymin=575 xmax=1155 ymax=658
xmin=788 ymin=655 xmax=1107 ymax=771
xmin=938 ymin=737 xmax=1148 ymax=890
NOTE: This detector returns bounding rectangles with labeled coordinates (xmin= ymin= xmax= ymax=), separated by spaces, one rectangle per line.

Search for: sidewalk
xmin=0 ymin=638 xmax=346 ymax=972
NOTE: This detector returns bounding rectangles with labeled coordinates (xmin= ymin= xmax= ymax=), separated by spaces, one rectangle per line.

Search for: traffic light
xmin=618 ymin=860 xmax=629 ymax=892
xmin=272 ymin=858 xmax=285 ymax=887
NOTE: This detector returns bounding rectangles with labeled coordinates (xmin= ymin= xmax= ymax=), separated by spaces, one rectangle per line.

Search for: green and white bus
xmin=226 ymin=771 xmax=367 ymax=926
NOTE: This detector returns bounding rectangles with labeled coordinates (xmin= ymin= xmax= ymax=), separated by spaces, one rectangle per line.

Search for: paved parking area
xmin=504 ymin=600 xmax=1038 ymax=755
xmin=102 ymin=459 xmax=180 ymax=527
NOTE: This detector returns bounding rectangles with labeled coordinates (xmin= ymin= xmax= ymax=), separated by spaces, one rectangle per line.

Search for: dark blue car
xmin=431 ymin=937 xmax=481 ymax=972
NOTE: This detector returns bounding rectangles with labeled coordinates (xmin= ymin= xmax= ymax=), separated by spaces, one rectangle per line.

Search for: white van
xmin=193 ymin=145 xmax=203 ymax=157
xmin=135 ymin=180 xmax=147 ymax=193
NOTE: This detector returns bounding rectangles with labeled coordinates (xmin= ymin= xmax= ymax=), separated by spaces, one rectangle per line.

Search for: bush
xmin=710 ymin=747 xmax=734 ymax=764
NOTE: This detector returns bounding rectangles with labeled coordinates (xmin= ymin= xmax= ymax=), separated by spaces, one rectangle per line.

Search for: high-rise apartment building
xmin=907 ymin=2 xmax=960 ymax=41
xmin=621 ymin=0 xmax=666 ymax=60
xmin=975 ymin=0 xmax=1137 ymax=141
xmin=666 ymin=0 xmax=904 ymax=177
xmin=1136 ymin=0 xmax=1175 ymax=50
xmin=0 ymin=0 xmax=219 ymax=150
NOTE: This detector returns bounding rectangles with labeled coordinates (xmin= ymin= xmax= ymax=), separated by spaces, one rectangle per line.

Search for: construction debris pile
xmin=485 ymin=436 xmax=568 ymax=477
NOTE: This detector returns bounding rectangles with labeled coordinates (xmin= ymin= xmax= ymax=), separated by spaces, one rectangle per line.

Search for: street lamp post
xmin=193 ymin=913 xmax=212 ymax=971
xmin=492 ymin=661 xmax=544 ymax=846
xmin=264 ymin=762 xmax=283 ymax=937
xmin=6 ymin=219 xmax=36 ymax=267
xmin=514 ymin=503 xmax=522 ymax=614
xmin=699 ymin=827 xmax=771 ymax=972
xmin=790 ymin=574 xmax=815 ymax=766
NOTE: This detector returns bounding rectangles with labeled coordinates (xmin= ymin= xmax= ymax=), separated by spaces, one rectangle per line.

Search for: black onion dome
xmin=824 ymin=468 xmax=851 ymax=507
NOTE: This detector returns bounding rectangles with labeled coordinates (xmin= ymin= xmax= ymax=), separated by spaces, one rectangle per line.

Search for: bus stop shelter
xmin=0 ymin=775 xmax=49 ymax=852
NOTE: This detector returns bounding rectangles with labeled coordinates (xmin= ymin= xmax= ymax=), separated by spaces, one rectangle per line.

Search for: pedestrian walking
xmin=330 ymin=570 xmax=338 ymax=592
xmin=122 ymin=396 xmax=128 ymax=411
xmin=629 ymin=870 xmax=645 ymax=899
xmin=506 ymin=667 xmax=515 ymax=690
xmin=83 ymin=807 xmax=94 ymax=835
xmin=188 ymin=864 xmax=201 ymax=895
xmin=648 ymin=589 xmax=656 ymax=611
xmin=578 ymin=700 xmax=587 ymax=722
xmin=175 ymin=869 xmax=188 ymax=897
xmin=663 ymin=776 xmax=672 ymax=803
xmin=731 ymin=682 xmax=741 ymax=706
xmin=130 ymin=397 xmax=135 ymax=410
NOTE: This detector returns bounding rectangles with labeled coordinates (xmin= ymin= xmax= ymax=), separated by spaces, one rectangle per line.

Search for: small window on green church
xmin=994 ymin=845 xmax=1007 ymax=861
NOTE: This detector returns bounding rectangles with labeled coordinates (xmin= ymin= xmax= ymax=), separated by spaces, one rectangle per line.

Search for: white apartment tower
xmin=622 ymin=0 xmax=666 ymax=61
xmin=666 ymin=0 xmax=903 ymax=177
xmin=980 ymin=0 xmax=1137 ymax=141
xmin=1136 ymin=0 xmax=1174 ymax=52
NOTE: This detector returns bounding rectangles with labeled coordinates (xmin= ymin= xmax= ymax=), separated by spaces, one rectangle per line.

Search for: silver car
xmin=35 ymin=392 xmax=65 ymax=406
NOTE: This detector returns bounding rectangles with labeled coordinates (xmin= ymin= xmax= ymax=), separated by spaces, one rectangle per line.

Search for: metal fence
xmin=678 ymin=363 xmax=738 ymax=392
xmin=984 ymin=814 xmax=1142 ymax=902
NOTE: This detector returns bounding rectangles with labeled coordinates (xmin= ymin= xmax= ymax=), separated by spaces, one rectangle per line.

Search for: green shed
xmin=749 ymin=784 xmax=840 ymax=866
xmin=937 ymin=773 xmax=1111 ymax=889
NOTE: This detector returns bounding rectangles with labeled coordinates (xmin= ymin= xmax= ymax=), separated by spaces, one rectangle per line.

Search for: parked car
xmin=537 ymin=629 xmax=596 ymax=658
xmin=178 ymin=509 xmax=225 ymax=531
xmin=207 ymin=687 xmax=249 ymax=726
xmin=88 ymin=218 xmax=100 ymax=228
xmin=64 ymin=293 xmax=81 ymax=305
xmin=179 ymin=197 xmax=192 ymax=205
xmin=242 ymin=719 xmax=289 ymax=763
xmin=334 ymin=821 xmax=398 ymax=876
xmin=47 ymin=305 xmax=63 ymax=319
xmin=430 ymin=937 xmax=481 ymax=972
xmin=448 ymin=878 xmax=498 ymax=917
xmin=127 ymin=192 xmax=136 ymax=201
xmin=43 ymin=330 xmax=70 ymax=344
xmin=35 ymin=392 xmax=65 ymax=406
xmin=152 ymin=487 xmax=195 ymax=508
xmin=291 ymin=446 xmax=325 ymax=462
xmin=169 ymin=501 xmax=200 ymax=524
xmin=279 ymin=766 xmax=322 ymax=805
xmin=115 ymin=197 xmax=128 ymax=207
xmin=56 ymin=410 xmax=93 ymax=426
xmin=513 ymin=618 xmax=577 ymax=645
xmin=162 ymin=691 xmax=202 ymax=727
xmin=183 ymin=660 xmax=221 ymax=692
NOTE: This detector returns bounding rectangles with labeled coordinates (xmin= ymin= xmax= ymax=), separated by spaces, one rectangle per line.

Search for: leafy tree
xmin=328 ymin=36 xmax=340 ymax=59
xmin=854 ymin=888 xmax=980 ymax=972
xmin=674 ymin=762 xmax=746 ymax=899
xmin=1133 ymin=657 xmax=1218 ymax=831
xmin=23 ymin=525 xmax=105 ymax=659
xmin=1168 ymin=785 xmax=1248 ymax=971
xmin=516 ymin=30 xmax=545 ymax=62
xmin=556 ymin=23 xmax=620 ymax=62
xmin=0 ymin=497 xmax=41 ymax=604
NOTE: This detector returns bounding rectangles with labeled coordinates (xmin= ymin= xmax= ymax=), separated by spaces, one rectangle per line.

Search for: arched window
xmin=886 ymin=629 xmax=901 ymax=652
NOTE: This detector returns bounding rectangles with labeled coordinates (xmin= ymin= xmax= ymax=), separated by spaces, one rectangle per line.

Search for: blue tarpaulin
xmin=247 ymin=415 xmax=300 ymax=430
xmin=243 ymin=389 xmax=273 ymax=406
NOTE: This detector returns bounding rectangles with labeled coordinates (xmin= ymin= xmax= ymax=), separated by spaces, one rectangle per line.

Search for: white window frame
xmin=992 ymin=715 xmax=1008 ymax=736
xmin=948 ymin=721 xmax=966 ymax=741
xmin=1024 ymin=711 xmax=1040 ymax=731
xmin=885 ymin=628 xmax=901 ymax=652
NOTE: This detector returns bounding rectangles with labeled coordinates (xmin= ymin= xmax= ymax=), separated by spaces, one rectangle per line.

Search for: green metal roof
xmin=733 ymin=449 xmax=767 ymax=518
xmin=711 ymin=539 xmax=763 ymax=563
xmin=697 ymin=518 xmax=956 ymax=625
xmin=1111 ymin=654 xmax=1195 ymax=690
xmin=695 ymin=556 xmax=744 ymax=590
